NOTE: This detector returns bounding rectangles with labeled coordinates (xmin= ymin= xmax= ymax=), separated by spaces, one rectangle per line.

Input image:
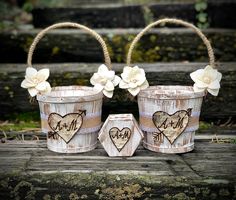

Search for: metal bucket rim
xmin=138 ymin=85 xmax=205 ymax=99
xmin=37 ymin=85 xmax=103 ymax=103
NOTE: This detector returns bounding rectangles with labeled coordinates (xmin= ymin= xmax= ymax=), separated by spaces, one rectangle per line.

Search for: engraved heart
xmin=48 ymin=110 xmax=86 ymax=143
xmin=109 ymin=127 xmax=132 ymax=152
xmin=152 ymin=108 xmax=192 ymax=144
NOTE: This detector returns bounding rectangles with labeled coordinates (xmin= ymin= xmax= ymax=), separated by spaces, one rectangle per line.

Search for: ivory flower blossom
xmin=190 ymin=65 xmax=222 ymax=96
xmin=90 ymin=64 xmax=121 ymax=98
xmin=119 ymin=66 xmax=149 ymax=96
xmin=21 ymin=67 xmax=51 ymax=97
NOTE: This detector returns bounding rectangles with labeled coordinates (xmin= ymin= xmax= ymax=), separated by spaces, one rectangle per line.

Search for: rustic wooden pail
xmin=126 ymin=18 xmax=216 ymax=153
xmin=27 ymin=22 xmax=112 ymax=153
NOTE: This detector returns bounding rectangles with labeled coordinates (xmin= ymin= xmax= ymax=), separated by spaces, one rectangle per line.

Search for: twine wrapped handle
xmin=27 ymin=22 xmax=112 ymax=69
xmin=127 ymin=18 xmax=215 ymax=68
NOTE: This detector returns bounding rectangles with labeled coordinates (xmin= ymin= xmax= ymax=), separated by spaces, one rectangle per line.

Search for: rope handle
xmin=27 ymin=22 xmax=112 ymax=69
xmin=127 ymin=18 xmax=215 ymax=68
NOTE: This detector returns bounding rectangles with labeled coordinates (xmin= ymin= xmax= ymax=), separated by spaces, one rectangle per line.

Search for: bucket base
xmin=143 ymin=141 xmax=194 ymax=154
xmin=47 ymin=142 xmax=97 ymax=153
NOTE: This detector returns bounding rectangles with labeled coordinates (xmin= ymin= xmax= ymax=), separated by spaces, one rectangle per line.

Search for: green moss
xmin=127 ymin=47 xmax=143 ymax=63
xmin=80 ymin=194 xmax=88 ymax=199
xmin=75 ymin=78 xmax=89 ymax=85
xmin=98 ymin=183 xmax=148 ymax=200
xmin=163 ymin=194 xmax=172 ymax=200
xmin=145 ymin=47 xmax=161 ymax=61
xmin=0 ymin=111 xmax=40 ymax=131
xmin=108 ymin=34 xmax=164 ymax=63
xmin=164 ymin=193 xmax=196 ymax=200
xmin=0 ymin=178 xmax=9 ymax=189
xmin=228 ymin=138 xmax=236 ymax=144
xmin=199 ymin=121 xmax=213 ymax=130
xmin=7 ymin=111 xmax=40 ymax=122
xmin=112 ymin=35 xmax=123 ymax=45
xmin=55 ymin=194 xmax=62 ymax=200
xmin=43 ymin=194 xmax=51 ymax=200
xmin=51 ymin=46 xmax=60 ymax=56
xmin=209 ymin=193 xmax=217 ymax=199
xmin=4 ymin=86 xmax=10 ymax=91
xmin=21 ymin=37 xmax=33 ymax=52
xmin=3 ymin=85 xmax=14 ymax=98
xmin=0 ymin=120 xmax=40 ymax=132
xmin=11 ymin=181 xmax=36 ymax=200
xmin=69 ymin=193 xmax=79 ymax=200
xmin=201 ymin=188 xmax=210 ymax=197
xmin=219 ymin=188 xmax=230 ymax=196
xmin=171 ymin=193 xmax=193 ymax=200
xmin=63 ymin=72 xmax=73 ymax=79
xmin=109 ymin=35 xmax=128 ymax=63
xmin=105 ymin=41 xmax=114 ymax=59
xmin=166 ymin=46 xmax=174 ymax=51
xmin=104 ymin=34 xmax=139 ymax=63
xmin=105 ymin=30 xmax=235 ymax=63
xmin=8 ymin=91 xmax=14 ymax=98
xmin=149 ymin=35 xmax=157 ymax=43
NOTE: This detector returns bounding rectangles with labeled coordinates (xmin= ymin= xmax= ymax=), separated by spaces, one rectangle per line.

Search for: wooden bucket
xmin=126 ymin=18 xmax=216 ymax=153
xmin=37 ymin=86 xmax=103 ymax=153
xmin=138 ymin=86 xmax=204 ymax=153
xmin=26 ymin=22 xmax=112 ymax=153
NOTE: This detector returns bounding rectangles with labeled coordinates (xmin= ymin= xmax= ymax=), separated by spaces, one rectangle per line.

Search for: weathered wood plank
xmin=32 ymin=0 xmax=235 ymax=8
xmin=0 ymin=139 xmax=235 ymax=199
xmin=0 ymin=140 xmax=235 ymax=176
xmin=0 ymin=62 xmax=235 ymax=120
xmin=32 ymin=2 xmax=236 ymax=28
xmin=0 ymin=28 xmax=235 ymax=63
xmin=30 ymin=0 xmax=198 ymax=8
xmin=32 ymin=5 xmax=145 ymax=29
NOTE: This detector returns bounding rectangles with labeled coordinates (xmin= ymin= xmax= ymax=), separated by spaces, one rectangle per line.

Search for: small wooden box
xmin=98 ymin=114 xmax=143 ymax=157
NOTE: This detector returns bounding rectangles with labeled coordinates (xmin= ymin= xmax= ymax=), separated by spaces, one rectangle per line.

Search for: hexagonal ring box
xmin=98 ymin=114 xmax=144 ymax=157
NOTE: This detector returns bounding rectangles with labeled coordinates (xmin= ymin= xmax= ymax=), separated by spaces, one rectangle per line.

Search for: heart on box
xmin=152 ymin=108 xmax=192 ymax=144
xmin=48 ymin=111 xmax=86 ymax=143
xmin=109 ymin=127 xmax=132 ymax=152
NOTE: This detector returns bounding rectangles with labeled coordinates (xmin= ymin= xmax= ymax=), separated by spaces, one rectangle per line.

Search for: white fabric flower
xmin=190 ymin=65 xmax=222 ymax=96
xmin=119 ymin=66 xmax=149 ymax=96
xmin=90 ymin=64 xmax=121 ymax=98
xmin=21 ymin=67 xmax=51 ymax=97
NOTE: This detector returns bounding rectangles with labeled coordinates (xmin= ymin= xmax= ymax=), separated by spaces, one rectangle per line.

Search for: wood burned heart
xmin=152 ymin=108 xmax=192 ymax=144
xmin=47 ymin=110 xmax=86 ymax=143
xmin=109 ymin=127 xmax=132 ymax=152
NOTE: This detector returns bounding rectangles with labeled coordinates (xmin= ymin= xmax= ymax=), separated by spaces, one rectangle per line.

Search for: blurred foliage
xmin=199 ymin=121 xmax=213 ymax=130
xmin=195 ymin=0 xmax=209 ymax=29
xmin=0 ymin=0 xmax=32 ymax=31
xmin=142 ymin=5 xmax=154 ymax=25
xmin=0 ymin=121 xmax=40 ymax=132
xmin=4 ymin=111 xmax=40 ymax=122
xmin=22 ymin=1 xmax=34 ymax=12
xmin=0 ymin=111 xmax=40 ymax=132
xmin=211 ymin=137 xmax=236 ymax=144
xmin=22 ymin=0 xmax=67 ymax=8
